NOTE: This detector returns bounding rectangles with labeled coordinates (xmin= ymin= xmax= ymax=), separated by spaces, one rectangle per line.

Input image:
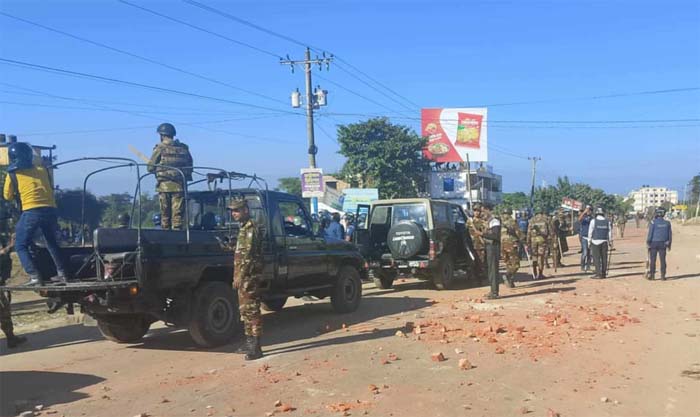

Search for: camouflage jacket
xmin=501 ymin=215 xmax=523 ymax=244
xmin=147 ymin=138 xmax=193 ymax=192
xmin=527 ymin=214 xmax=550 ymax=245
xmin=234 ymin=218 xmax=263 ymax=285
xmin=468 ymin=216 xmax=487 ymax=249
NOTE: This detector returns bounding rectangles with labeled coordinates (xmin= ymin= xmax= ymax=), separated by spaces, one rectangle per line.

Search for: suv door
xmin=353 ymin=204 xmax=371 ymax=258
xmin=275 ymin=200 xmax=328 ymax=287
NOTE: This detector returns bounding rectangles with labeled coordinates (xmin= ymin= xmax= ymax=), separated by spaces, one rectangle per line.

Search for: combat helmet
xmin=157 ymin=123 xmax=176 ymax=137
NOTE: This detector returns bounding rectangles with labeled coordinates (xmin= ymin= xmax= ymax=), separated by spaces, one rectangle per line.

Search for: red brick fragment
xmin=431 ymin=352 xmax=446 ymax=362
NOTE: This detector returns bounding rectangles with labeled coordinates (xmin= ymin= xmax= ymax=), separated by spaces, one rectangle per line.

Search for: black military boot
xmin=245 ymin=336 xmax=263 ymax=360
xmin=7 ymin=334 xmax=28 ymax=349
xmin=660 ymin=273 xmax=666 ymax=281
xmin=503 ymin=274 xmax=515 ymax=289
xmin=235 ymin=335 xmax=254 ymax=354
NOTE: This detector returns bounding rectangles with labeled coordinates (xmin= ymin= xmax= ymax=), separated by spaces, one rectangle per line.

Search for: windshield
xmin=391 ymin=203 xmax=428 ymax=228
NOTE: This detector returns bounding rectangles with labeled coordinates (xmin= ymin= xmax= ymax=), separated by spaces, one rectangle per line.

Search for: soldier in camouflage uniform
xmin=500 ymin=207 xmax=523 ymax=288
xmin=230 ymin=198 xmax=264 ymax=360
xmin=0 ymin=186 xmax=28 ymax=348
xmin=467 ymin=203 xmax=487 ymax=281
xmin=549 ymin=213 xmax=562 ymax=269
xmin=147 ymin=123 xmax=193 ymax=230
xmin=527 ymin=207 xmax=550 ymax=279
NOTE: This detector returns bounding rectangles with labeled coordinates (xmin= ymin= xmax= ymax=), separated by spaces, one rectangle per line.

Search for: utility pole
xmin=281 ymin=48 xmax=332 ymax=214
xmin=528 ymin=156 xmax=541 ymax=210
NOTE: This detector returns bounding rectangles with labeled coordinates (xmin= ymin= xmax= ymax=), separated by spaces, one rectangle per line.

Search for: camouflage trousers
xmin=0 ymin=290 xmax=13 ymax=337
xmin=237 ymin=276 xmax=262 ymax=337
xmin=158 ymin=192 xmax=184 ymax=230
xmin=500 ymin=239 xmax=520 ymax=278
xmin=472 ymin=246 xmax=486 ymax=280
xmin=530 ymin=237 xmax=547 ymax=271
xmin=550 ymin=239 xmax=561 ymax=267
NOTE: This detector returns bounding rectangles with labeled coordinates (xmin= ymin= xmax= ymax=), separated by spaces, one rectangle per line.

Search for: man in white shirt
xmin=587 ymin=208 xmax=612 ymax=279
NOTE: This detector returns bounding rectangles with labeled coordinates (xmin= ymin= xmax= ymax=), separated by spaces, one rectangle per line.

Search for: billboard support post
xmin=465 ymin=153 xmax=473 ymax=211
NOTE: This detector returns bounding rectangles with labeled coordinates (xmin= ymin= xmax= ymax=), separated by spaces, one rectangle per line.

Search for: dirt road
xmin=2 ymin=223 xmax=699 ymax=417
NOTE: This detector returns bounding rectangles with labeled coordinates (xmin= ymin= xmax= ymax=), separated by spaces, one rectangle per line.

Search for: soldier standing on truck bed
xmin=147 ymin=123 xmax=193 ymax=230
xmin=229 ymin=198 xmax=264 ymax=360
xmin=500 ymin=207 xmax=523 ymax=288
xmin=527 ymin=207 xmax=550 ymax=279
xmin=467 ymin=203 xmax=487 ymax=281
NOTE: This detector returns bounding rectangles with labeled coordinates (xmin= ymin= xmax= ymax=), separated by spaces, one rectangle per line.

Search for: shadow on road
xmin=129 ymin=295 xmax=433 ymax=353
xmin=496 ymin=286 xmax=576 ymax=300
xmin=0 ymin=371 xmax=104 ymax=417
xmin=0 ymin=324 xmax=104 ymax=356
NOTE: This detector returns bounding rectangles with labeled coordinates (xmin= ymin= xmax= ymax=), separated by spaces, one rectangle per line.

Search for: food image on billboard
xmin=421 ymin=108 xmax=488 ymax=163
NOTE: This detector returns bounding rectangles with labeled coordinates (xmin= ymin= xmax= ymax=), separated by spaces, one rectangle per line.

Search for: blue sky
xmin=1 ymin=0 xmax=699 ymax=197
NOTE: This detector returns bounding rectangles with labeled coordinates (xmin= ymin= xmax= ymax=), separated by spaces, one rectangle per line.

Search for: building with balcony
xmin=428 ymin=164 xmax=502 ymax=210
xmin=627 ymin=186 xmax=678 ymax=213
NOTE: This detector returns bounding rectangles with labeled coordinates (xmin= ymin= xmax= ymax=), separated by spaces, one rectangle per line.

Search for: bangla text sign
xmin=300 ymin=168 xmax=324 ymax=198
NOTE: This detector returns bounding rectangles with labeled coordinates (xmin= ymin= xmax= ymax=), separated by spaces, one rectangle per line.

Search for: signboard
xmin=561 ymin=197 xmax=583 ymax=211
xmin=673 ymin=204 xmax=688 ymax=211
xmin=321 ymin=186 xmax=344 ymax=211
xmin=300 ymin=168 xmax=324 ymax=198
xmin=342 ymin=188 xmax=379 ymax=212
xmin=422 ymin=108 xmax=488 ymax=163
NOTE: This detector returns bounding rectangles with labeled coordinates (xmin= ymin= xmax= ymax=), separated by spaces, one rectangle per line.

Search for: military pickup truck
xmin=4 ymin=159 xmax=366 ymax=347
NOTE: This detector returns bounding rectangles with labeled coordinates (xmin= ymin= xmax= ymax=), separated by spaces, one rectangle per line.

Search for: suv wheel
xmin=262 ymin=297 xmax=288 ymax=312
xmin=432 ymin=255 xmax=455 ymax=290
xmin=189 ymin=281 xmax=241 ymax=348
xmin=97 ymin=314 xmax=152 ymax=344
xmin=331 ymin=266 xmax=362 ymax=313
xmin=372 ymin=269 xmax=396 ymax=290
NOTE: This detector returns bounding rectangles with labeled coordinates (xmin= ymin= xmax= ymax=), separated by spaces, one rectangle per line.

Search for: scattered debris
xmin=458 ymin=358 xmax=473 ymax=370
xmin=600 ymin=397 xmax=609 ymax=403
xmin=34 ymin=405 xmax=44 ymax=411
xmin=546 ymin=408 xmax=561 ymax=417
xmin=431 ymin=352 xmax=446 ymax=362
xmin=454 ymin=348 xmax=464 ymax=354
xmin=495 ymin=346 xmax=505 ymax=354
xmin=395 ymin=330 xmax=407 ymax=338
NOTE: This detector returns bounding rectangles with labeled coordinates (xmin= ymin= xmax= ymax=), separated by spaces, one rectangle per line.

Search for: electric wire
xmin=0 ymin=11 xmax=288 ymax=106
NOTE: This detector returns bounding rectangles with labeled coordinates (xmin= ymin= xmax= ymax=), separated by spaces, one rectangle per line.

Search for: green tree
xmin=337 ymin=118 xmax=429 ymax=199
xmin=276 ymin=177 xmax=302 ymax=197
xmin=100 ymin=192 xmax=133 ymax=227
xmin=498 ymin=192 xmax=529 ymax=211
xmin=55 ymin=188 xmax=105 ymax=233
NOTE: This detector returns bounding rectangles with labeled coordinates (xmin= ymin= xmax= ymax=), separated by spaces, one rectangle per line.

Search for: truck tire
xmin=331 ymin=266 xmax=362 ymax=313
xmin=372 ymin=269 xmax=396 ymax=290
xmin=386 ymin=221 xmax=427 ymax=259
xmin=261 ymin=297 xmax=288 ymax=312
xmin=97 ymin=315 xmax=151 ymax=344
xmin=432 ymin=255 xmax=455 ymax=290
xmin=188 ymin=281 xmax=241 ymax=348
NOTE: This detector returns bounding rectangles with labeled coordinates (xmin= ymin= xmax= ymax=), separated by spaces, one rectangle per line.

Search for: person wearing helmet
xmin=116 ymin=213 xmax=130 ymax=229
xmin=152 ymin=213 xmax=162 ymax=229
xmin=148 ymin=123 xmax=193 ymax=230
xmin=344 ymin=213 xmax=356 ymax=242
xmin=3 ymin=142 xmax=67 ymax=286
xmin=646 ymin=207 xmax=672 ymax=280
xmin=587 ymin=207 xmax=612 ymax=279
xmin=527 ymin=206 xmax=550 ymax=279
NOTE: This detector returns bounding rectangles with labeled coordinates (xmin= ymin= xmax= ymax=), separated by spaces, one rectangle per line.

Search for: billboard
xmin=422 ymin=108 xmax=488 ymax=163
xmin=561 ymin=197 xmax=583 ymax=211
xmin=300 ymin=168 xmax=324 ymax=198
xmin=342 ymin=188 xmax=379 ymax=213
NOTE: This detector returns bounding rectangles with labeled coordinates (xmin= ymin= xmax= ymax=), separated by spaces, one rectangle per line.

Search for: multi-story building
xmin=428 ymin=164 xmax=502 ymax=209
xmin=628 ymin=186 xmax=678 ymax=213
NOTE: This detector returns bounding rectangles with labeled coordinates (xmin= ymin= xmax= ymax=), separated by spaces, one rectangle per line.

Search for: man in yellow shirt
xmin=3 ymin=142 xmax=67 ymax=286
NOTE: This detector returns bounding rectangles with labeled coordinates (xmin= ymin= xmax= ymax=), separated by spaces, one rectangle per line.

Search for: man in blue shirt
xmin=578 ymin=205 xmax=593 ymax=272
xmin=646 ymin=207 xmax=672 ymax=280
xmin=324 ymin=212 xmax=344 ymax=241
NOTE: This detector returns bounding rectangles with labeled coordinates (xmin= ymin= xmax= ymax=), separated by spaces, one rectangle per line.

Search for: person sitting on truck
xmin=3 ymin=142 xmax=67 ymax=286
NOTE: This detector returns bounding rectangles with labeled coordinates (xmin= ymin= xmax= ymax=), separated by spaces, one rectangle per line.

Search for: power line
xmin=0 ymin=57 xmax=301 ymax=114
xmin=0 ymin=11 xmax=287 ymax=105
xmin=178 ymin=0 xmax=419 ymax=113
xmin=314 ymin=72 xmax=408 ymax=115
xmin=117 ymin=0 xmax=283 ymax=59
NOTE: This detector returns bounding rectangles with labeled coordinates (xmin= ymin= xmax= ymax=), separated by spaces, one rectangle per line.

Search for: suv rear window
xmin=391 ymin=203 xmax=428 ymax=228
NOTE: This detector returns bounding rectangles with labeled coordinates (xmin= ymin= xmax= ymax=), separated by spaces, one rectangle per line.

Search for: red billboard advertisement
xmin=422 ymin=108 xmax=488 ymax=163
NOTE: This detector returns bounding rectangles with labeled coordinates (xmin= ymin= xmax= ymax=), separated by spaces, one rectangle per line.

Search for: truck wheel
xmin=372 ymin=269 xmax=396 ymax=290
xmin=97 ymin=315 xmax=151 ymax=344
xmin=189 ymin=281 xmax=241 ymax=348
xmin=331 ymin=266 xmax=362 ymax=313
xmin=432 ymin=255 xmax=455 ymax=290
xmin=262 ymin=297 xmax=288 ymax=312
